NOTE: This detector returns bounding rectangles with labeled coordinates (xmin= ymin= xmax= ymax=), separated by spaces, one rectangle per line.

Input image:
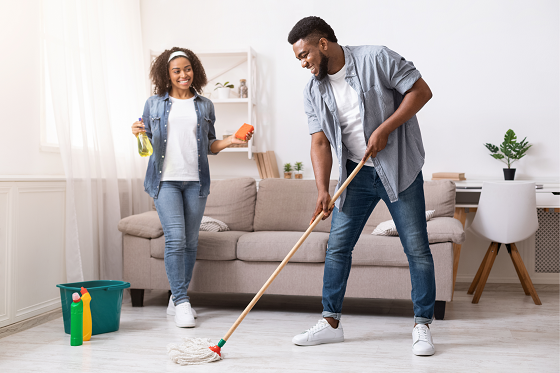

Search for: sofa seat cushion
xmin=150 ymin=231 xmax=247 ymax=260
xmin=237 ymin=231 xmax=329 ymax=263
xmin=353 ymin=235 xmax=410 ymax=266
xmin=426 ymin=217 xmax=465 ymax=244
xmin=118 ymin=211 xmax=163 ymax=239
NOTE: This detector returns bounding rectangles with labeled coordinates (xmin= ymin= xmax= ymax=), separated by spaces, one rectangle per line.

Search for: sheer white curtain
xmin=42 ymin=0 xmax=151 ymax=282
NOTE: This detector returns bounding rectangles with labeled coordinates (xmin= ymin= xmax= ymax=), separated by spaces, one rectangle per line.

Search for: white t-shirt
xmin=161 ymin=96 xmax=199 ymax=181
xmin=328 ymin=64 xmax=374 ymax=167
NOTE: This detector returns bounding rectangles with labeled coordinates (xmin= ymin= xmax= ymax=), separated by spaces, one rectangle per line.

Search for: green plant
xmin=284 ymin=163 xmax=293 ymax=173
xmin=214 ymin=81 xmax=234 ymax=90
xmin=484 ymin=129 xmax=532 ymax=169
xmin=294 ymin=162 xmax=304 ymax=172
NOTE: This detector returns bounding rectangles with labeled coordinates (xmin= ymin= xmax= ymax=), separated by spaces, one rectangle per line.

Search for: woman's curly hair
xmin=149 ymin=47 xmax=207 ymax=96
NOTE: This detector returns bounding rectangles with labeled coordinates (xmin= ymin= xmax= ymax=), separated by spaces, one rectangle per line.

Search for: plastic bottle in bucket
xmin=80 ymin=287 xmax=92 ymax=341
xmin=70 ymin=292 xmax=83 ymax=346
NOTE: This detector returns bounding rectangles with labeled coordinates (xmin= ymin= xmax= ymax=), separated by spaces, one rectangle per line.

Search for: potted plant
xmin=484 ymin=129 xmax=532 ymax=180
xmin=284 ymin=163 xmax=293 ymax=179
xmin=214 ymin=81 xmax=234 ymax=100
xmin=294 ymin=162 xmax=304 ymax=179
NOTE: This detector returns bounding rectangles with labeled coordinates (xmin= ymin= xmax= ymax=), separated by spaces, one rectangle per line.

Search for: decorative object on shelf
xmin=238 ymin=79 xmax=248 ymax=98
xmin=484 ymin=129 xmax=532 ymax=180
xmin=294 ymin=162 xmax=303 ymax=179
xmin=432 ymin=172 xmax=465 ymax=181
xmin=214 ymin=81 xmax=234 ymax=99
xmin=284 ymin=163 xmax=293 ymax=179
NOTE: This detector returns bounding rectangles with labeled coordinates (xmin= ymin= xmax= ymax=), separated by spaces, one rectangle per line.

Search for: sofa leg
xmin=131 ymin=289 xmax=144 ymax=307
xmin=434 ymin=301 xmax=446 ymax=320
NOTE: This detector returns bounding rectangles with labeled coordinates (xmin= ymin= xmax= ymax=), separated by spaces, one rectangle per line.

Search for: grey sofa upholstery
xmin=118 ymin=177 xmax=465 ymax=319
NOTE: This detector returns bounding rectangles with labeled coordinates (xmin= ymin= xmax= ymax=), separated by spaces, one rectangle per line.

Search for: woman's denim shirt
xmin=142 ymin=91 xmax=218 ymax=199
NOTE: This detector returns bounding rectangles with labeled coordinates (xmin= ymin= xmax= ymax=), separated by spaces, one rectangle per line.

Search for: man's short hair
xmin=287 ymin=16 xmax=338 ymax=45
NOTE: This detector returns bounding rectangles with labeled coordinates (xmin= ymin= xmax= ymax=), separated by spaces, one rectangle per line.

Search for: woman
xmin=131 ymin=47 xmax=253 ymax=328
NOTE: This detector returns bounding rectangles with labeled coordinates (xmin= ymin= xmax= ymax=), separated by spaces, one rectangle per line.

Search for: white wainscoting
xmin=0 ymin=180 xmax=66 ymax=328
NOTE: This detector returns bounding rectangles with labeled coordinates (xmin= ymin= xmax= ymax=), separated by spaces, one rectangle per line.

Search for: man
xmin=288 ymin=16 xmax=436 ymax=356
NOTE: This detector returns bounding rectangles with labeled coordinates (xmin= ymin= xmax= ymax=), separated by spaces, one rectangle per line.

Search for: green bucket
xmin=57 ymin=280 xmax=130 ymax=335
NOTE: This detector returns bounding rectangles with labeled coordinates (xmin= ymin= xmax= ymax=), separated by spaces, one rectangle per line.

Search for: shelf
xmin=211 ymin=98 xmax=249 ymax=104
xmin=221 ymin=146 xmax=256 ymax=153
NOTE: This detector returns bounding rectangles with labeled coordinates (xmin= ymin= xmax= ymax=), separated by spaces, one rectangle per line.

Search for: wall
xmin=140 ymin=0 xmax=559 ymax=182
xmin=140 ymin=0 xmax=559 ymax=285
xmin=0 ymin=0 xmax=65 ymax=176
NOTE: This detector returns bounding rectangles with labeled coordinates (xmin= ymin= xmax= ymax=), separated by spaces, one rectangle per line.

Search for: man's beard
xmin=316 ymin=51 xmax=329 ymax=80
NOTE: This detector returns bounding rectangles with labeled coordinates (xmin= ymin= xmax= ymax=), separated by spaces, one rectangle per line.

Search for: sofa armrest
xmin=118 ymin=211 xmax=163 ymax=239
xmin=427 ymin=217 xmax=466 ymax=244
xmin=123 ymin=234 xmax=151 ymax=289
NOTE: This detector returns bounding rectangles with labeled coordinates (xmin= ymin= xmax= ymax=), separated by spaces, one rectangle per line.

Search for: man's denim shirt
xmin=142 ymin=91 xmax=218 ymax=199
xmin=304 ymin=45 xmax=425 ymax=209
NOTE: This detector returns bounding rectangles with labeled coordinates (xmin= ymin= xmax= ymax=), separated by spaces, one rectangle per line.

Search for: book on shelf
xmin=253 ymin=151 xmax=280 ymax=179
xmin=432 ymin=172 xmax=466 ymax=181
xmin=266 ymin=151 xmax=281 ymax=178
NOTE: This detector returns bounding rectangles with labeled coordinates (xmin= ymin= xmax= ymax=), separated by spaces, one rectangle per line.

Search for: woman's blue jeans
xmin=154 ymin=181 xmax=207 ymax=306
xmin=322 ymin=160 xmax=436 ymax=325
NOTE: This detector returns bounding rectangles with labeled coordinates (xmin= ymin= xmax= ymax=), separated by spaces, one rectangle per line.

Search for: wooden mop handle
xmin=221 ymin=159 xmax=367 ymax=342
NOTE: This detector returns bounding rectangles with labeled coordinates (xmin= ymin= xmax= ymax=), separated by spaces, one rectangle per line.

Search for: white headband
xmin=168 ymin=51 xmax=188 ymax=63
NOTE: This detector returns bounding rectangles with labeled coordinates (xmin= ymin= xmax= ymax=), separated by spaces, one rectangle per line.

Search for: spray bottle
xmin=137 ymin=117 xmax=153 ymax=157
xmin=80 ymin=287 xmax=92 ymax=341
xmin=70 ymin=292 xmax=83 ymax=346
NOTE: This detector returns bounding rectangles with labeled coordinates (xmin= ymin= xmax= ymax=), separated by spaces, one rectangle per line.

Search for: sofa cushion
xmin=253 ymin=179 xmax=338 ymax=233
xmin=362 ymin=180 xmax=457 ymax=235
xmin=423 ymin=180 xmax=456 ymax=218
xmin=205 ymin=177 xmax=257 ymax=232
xmin=426 ymin=217 xmax=465 ymax=244
xmin=353 ymin=235 xmax=410 ymax=266
xmin=118 ymin=211 xmax=163 ymax=239
xmin=150 ymin=231 xmax=246 ymax=260
xmin=237 ymin=231 xmax=329 ymax=262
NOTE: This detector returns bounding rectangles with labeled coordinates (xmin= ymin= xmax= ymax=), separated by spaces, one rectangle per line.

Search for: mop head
xmin=167 ymin=338 xmax=223 ymax=365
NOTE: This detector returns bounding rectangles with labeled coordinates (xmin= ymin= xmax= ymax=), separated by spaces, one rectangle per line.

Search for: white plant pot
xmin=217 ymin=88 xmax=231 ymax=100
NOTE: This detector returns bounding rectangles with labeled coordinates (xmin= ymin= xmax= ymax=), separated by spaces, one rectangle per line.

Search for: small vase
xmin=503 ymin=168 xmax=516 ymax=180
xmin=295 ymin=173 xmax=303 ymax=179
xmin=284 ymin=172 xmax=292 ymax=179
xmin=217 ymin=88 xmax=230 ymax=100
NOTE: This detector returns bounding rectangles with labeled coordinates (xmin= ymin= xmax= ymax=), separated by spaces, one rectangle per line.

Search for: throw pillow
xmin=200 ymin=216 xmax=230 ymax=232
xmin=371 ymin=210 xmax=435 ymax=236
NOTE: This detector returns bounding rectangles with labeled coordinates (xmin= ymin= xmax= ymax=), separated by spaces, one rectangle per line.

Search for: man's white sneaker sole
xmin=293 ymin=335 xmax=344 ymax=346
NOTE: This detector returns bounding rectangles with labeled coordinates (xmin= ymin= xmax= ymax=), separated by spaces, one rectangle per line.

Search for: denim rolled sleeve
xmin=375 ymin=46 xmax=422 ymax=95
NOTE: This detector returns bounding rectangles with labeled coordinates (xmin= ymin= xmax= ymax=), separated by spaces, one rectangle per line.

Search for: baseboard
xmin=0 ymin=308 xmax=62 ymax=340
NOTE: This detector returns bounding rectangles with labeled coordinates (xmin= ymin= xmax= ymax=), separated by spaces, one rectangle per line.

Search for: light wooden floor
xmin=0 ymin=283 xmax=558 ymax=373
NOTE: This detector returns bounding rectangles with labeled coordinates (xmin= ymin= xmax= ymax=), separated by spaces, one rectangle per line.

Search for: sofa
xmin=118 ymin=177 xmax=465 ymax=319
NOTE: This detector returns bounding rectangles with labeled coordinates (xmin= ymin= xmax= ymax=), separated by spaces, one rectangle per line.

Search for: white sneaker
xmin=167 ymin=296 xmax=197 ymax=318
xmin=174 ymin=302 xmax=196 ymax=328
xmin=412 ymin=324 xmax=435 ymax=356
xmin=292 ymin=319 xmax=344 ymax=346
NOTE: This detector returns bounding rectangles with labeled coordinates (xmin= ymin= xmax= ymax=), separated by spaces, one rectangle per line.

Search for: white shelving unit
xmin=150 ymin=48 xmax=257 ymax=159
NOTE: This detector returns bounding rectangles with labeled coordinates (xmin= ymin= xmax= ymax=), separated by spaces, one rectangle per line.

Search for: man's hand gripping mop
xmin=167 ymin=159 xmax=368 ymax=365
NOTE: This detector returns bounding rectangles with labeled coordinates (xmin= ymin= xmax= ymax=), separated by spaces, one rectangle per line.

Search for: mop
xmin=168 ymin=159 xmax=368 ymax=365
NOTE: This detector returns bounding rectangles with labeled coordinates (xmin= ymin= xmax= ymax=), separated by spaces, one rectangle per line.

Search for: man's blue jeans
xmin=154 ymin=181 xmax=206 ymax=306
xmin=322 ymin=160 xmax=436 ymax=325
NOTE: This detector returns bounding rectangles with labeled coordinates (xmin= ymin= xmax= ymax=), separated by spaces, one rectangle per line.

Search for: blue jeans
xmin=154 ymin=181 xmax=207 ymax=306
xmin=322 ymin=160 xmax=436 ymax=325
